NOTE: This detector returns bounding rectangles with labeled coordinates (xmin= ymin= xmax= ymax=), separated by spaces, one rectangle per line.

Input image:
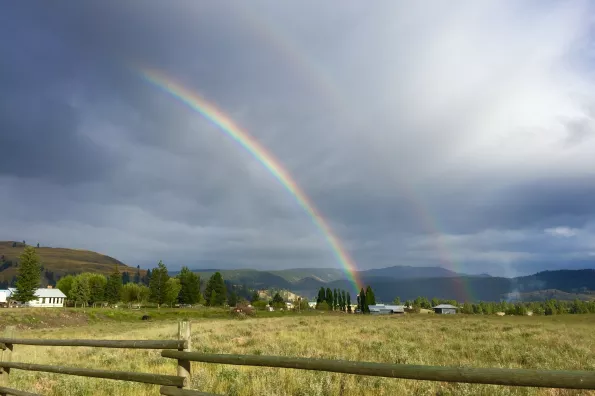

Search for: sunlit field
xmin=3 ymin=312 xmax=595 ymax=396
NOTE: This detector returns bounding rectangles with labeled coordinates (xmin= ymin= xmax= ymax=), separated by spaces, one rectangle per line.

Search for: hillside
xmin=0 ymin=241 xmax=144 ymax=285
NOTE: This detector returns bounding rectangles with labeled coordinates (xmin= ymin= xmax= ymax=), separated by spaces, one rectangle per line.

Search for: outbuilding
xmin=432 ymin=304 xmax=458 ymax=314
xmin=369 ymin=304 xmax=405 ymax=314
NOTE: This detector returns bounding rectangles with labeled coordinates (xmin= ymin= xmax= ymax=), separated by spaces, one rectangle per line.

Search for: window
xmin=42 ymin=298 xmax=45 ymax=304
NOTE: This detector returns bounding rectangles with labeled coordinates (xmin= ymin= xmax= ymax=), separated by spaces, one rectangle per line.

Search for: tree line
xmin=396 ymin=295 xmax=595 ymax=315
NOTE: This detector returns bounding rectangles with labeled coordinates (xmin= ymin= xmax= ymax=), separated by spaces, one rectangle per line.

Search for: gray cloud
xmin=1 ymin=1 xmax=595 ymax=275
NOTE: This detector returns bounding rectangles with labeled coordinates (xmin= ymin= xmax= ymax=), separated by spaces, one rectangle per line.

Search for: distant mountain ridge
xmin=2 ymin=241 xmax=594 ymax=303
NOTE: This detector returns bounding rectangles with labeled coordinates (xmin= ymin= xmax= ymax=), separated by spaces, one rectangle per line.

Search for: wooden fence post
xmin=177 ymin=320 xmax=191 ymax=388
xmin=0 ymin=326 xmax=14 ymax=396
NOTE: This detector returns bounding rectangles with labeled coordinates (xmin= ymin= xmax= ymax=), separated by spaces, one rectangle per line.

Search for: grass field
xmin=2 ymin=311 xmax=595 ymax=395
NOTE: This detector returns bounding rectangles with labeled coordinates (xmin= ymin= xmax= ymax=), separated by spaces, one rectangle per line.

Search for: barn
xmin=432 ymin=304 xmax=458 ymax=314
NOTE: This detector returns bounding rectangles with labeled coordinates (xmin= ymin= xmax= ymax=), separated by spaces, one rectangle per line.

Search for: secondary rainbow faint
xmin=139 ymin=68 xmax=363 ymax=294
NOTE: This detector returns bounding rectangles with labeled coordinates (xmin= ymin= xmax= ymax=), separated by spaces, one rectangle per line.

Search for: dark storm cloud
xmin=1 ymin=1 xmax=595 ymax=274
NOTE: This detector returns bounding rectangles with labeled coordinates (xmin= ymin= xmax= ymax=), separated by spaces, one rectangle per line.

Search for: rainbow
xmin=228 ymin=10 xmax=476 ymax=303
xmin=139 ymin=68 xmax=363 ymax=294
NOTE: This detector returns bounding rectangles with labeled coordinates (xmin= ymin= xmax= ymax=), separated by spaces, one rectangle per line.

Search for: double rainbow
xmin=140 ymin=68 xmax=362 ymax=294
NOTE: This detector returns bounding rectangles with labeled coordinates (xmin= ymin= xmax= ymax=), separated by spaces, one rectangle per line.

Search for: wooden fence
xmin=1 ymin=320 xmax=595 ymax=395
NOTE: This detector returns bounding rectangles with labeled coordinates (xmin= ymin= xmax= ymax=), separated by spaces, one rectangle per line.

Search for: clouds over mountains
xmin=1 ymin=1 xmax=595 ymax=275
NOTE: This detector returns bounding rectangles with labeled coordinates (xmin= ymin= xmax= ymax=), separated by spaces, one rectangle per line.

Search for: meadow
xmin=2 ymin=310 xmax=595 ymax=396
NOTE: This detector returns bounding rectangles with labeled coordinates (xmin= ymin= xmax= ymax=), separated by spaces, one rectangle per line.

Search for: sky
xmin=1 ymin=1 xmax=595 ymax=277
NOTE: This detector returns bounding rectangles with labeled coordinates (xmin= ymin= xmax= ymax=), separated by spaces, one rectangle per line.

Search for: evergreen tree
xmin=144 ymin=269 xmax=152 ymax=286
xmin=228 ymin=290 xmax=238 ymax=307
xmin=134 ymin=265 xmax=141 ymax=284
xmin=333 ymin=289 xmax=338 ymax=310
xmin=105 ymin=266 xmax=122 ymax=305
xmin=365 ymin=286 xmax=376 ymax=306
xmin=325 ymin=287 xmax=333 ymax=307
xmin=316 ymin=287 xmax=325 ymax=305
xmin=204 ymin=272 xmax=226 ymax=306
xmin=272 ymin=292 xmax=284 ymax=304
xmin=340 ymin=290 xmax=346 ymax=311
xmin=122 ymin=272 xmax=130 ymax=285
xmin=209 ymin=290 xmax=217 ymax=306
xmin=149 ymin=261 xmax=171 ymax=306
xmin=393 ymin=296 xmax=401 ymax=305
xmin=177 ymin=266 xmax=201 ymax=304
xmin=358 ymin=288 xmax=366 ymax=313
xmin=347 ymin=292 xmax=352 ymax=313
xmin=12 ymin=246 xmax=42 ymax=303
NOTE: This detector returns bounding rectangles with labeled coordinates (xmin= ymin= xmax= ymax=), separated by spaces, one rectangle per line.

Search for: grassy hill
xmin=0 ymin=241 xmax=144 ymax=284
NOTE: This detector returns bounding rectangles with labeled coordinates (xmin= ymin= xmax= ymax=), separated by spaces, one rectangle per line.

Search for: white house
xmin=308 ymin=301 xmax=317 ymax=309
xmin=26 ymin=287 xmax=67 ymax=308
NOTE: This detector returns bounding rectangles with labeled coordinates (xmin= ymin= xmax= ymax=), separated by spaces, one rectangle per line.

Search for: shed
xmin=432 ymin=304 xmax=458 ymax=314
xmin=369 ymin=304 xmax=405 ymax=314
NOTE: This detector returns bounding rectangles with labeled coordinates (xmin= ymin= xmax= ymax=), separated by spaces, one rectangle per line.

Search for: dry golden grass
xmin=3 ymin=313 xmax=595 ymax=395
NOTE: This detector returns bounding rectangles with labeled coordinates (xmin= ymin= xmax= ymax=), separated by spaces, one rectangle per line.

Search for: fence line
xmin=0 ymin=362 xmax=185 ymax=387
xmin=0 ymin=320 xmax=192 ymax=396
xmin=0 ymin=338 xmax=185 ymax=350
xmin=161 ymin=351 xmax=595 ymax=390
xmin=0 ymin=386 xmax=39 ymax=396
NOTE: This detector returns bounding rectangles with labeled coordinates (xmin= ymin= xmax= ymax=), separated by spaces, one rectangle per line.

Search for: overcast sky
xmin=2 ymin=1 xmax=595 ymax=276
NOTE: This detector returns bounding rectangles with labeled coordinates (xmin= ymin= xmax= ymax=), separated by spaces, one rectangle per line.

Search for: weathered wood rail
xmin=160 ymin=351 xmax=595 ymax=391
xmin=0 ymin=321 xmax=192 ymax=396
xmin=1 ymin=318 xmax=595 ymax=395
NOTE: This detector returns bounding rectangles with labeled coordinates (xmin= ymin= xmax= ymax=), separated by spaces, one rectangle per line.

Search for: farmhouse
xmin=432 ymin=304 xmax=458 ymax=314
xmin=0 ymin=287 xmax=66 ymax=307
xmin=369 ymin=304 xmax=405 ymax=314
xmin=28 ymin=287 xmax=67 ymax=307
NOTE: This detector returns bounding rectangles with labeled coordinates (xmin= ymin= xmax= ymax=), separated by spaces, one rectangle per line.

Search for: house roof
xmin=432 ymin=304 xmax=458 ymax=309
xmin=35 ymin=288 xmax=66 ymax=298
xmin=369 ymin=304 xmax=405 ymax=312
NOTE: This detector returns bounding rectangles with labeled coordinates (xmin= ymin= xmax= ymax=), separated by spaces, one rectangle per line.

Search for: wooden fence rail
xmin=161 ymin=351 xmax=595 ymax=390
xmin=0 ymin=339 xmax=186 ymax=350
xmin=0 ymin=386 xmax=39 ymax=396
xmin=0 ymin=320 xmax=192 ymax=396
xmin=0 ymin=362 xmax=186 ymax=387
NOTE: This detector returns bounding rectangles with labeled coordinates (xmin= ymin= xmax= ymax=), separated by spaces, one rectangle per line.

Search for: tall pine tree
xmin=358 ymin=288 xmax=366 ymax=313
xmin=177 ymin=266 xmax=201 ymax=304
xmin=204 ymin=272 xmax=226 ymax=306
xmin=365 ymin=285 xmax=376 ymax=307
xmin=13 ymin=246 xmax=41 ymax=303
xmin=325 ymin=288 xmax=333 ymax=307
xmin=316 ymin=287 xmax=325 ymax=305
xmin=347 ymin=292 xmax=352 ymax=313
xmin=133 ymin=265 xmax=141 ymax=284
xmin=341 ymin=290 xmax=347 ymax=311
xmin=149 ymin=261 xmax=171 ymax=306
xmin=105 ymin=266 xmax=122 ymax=305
